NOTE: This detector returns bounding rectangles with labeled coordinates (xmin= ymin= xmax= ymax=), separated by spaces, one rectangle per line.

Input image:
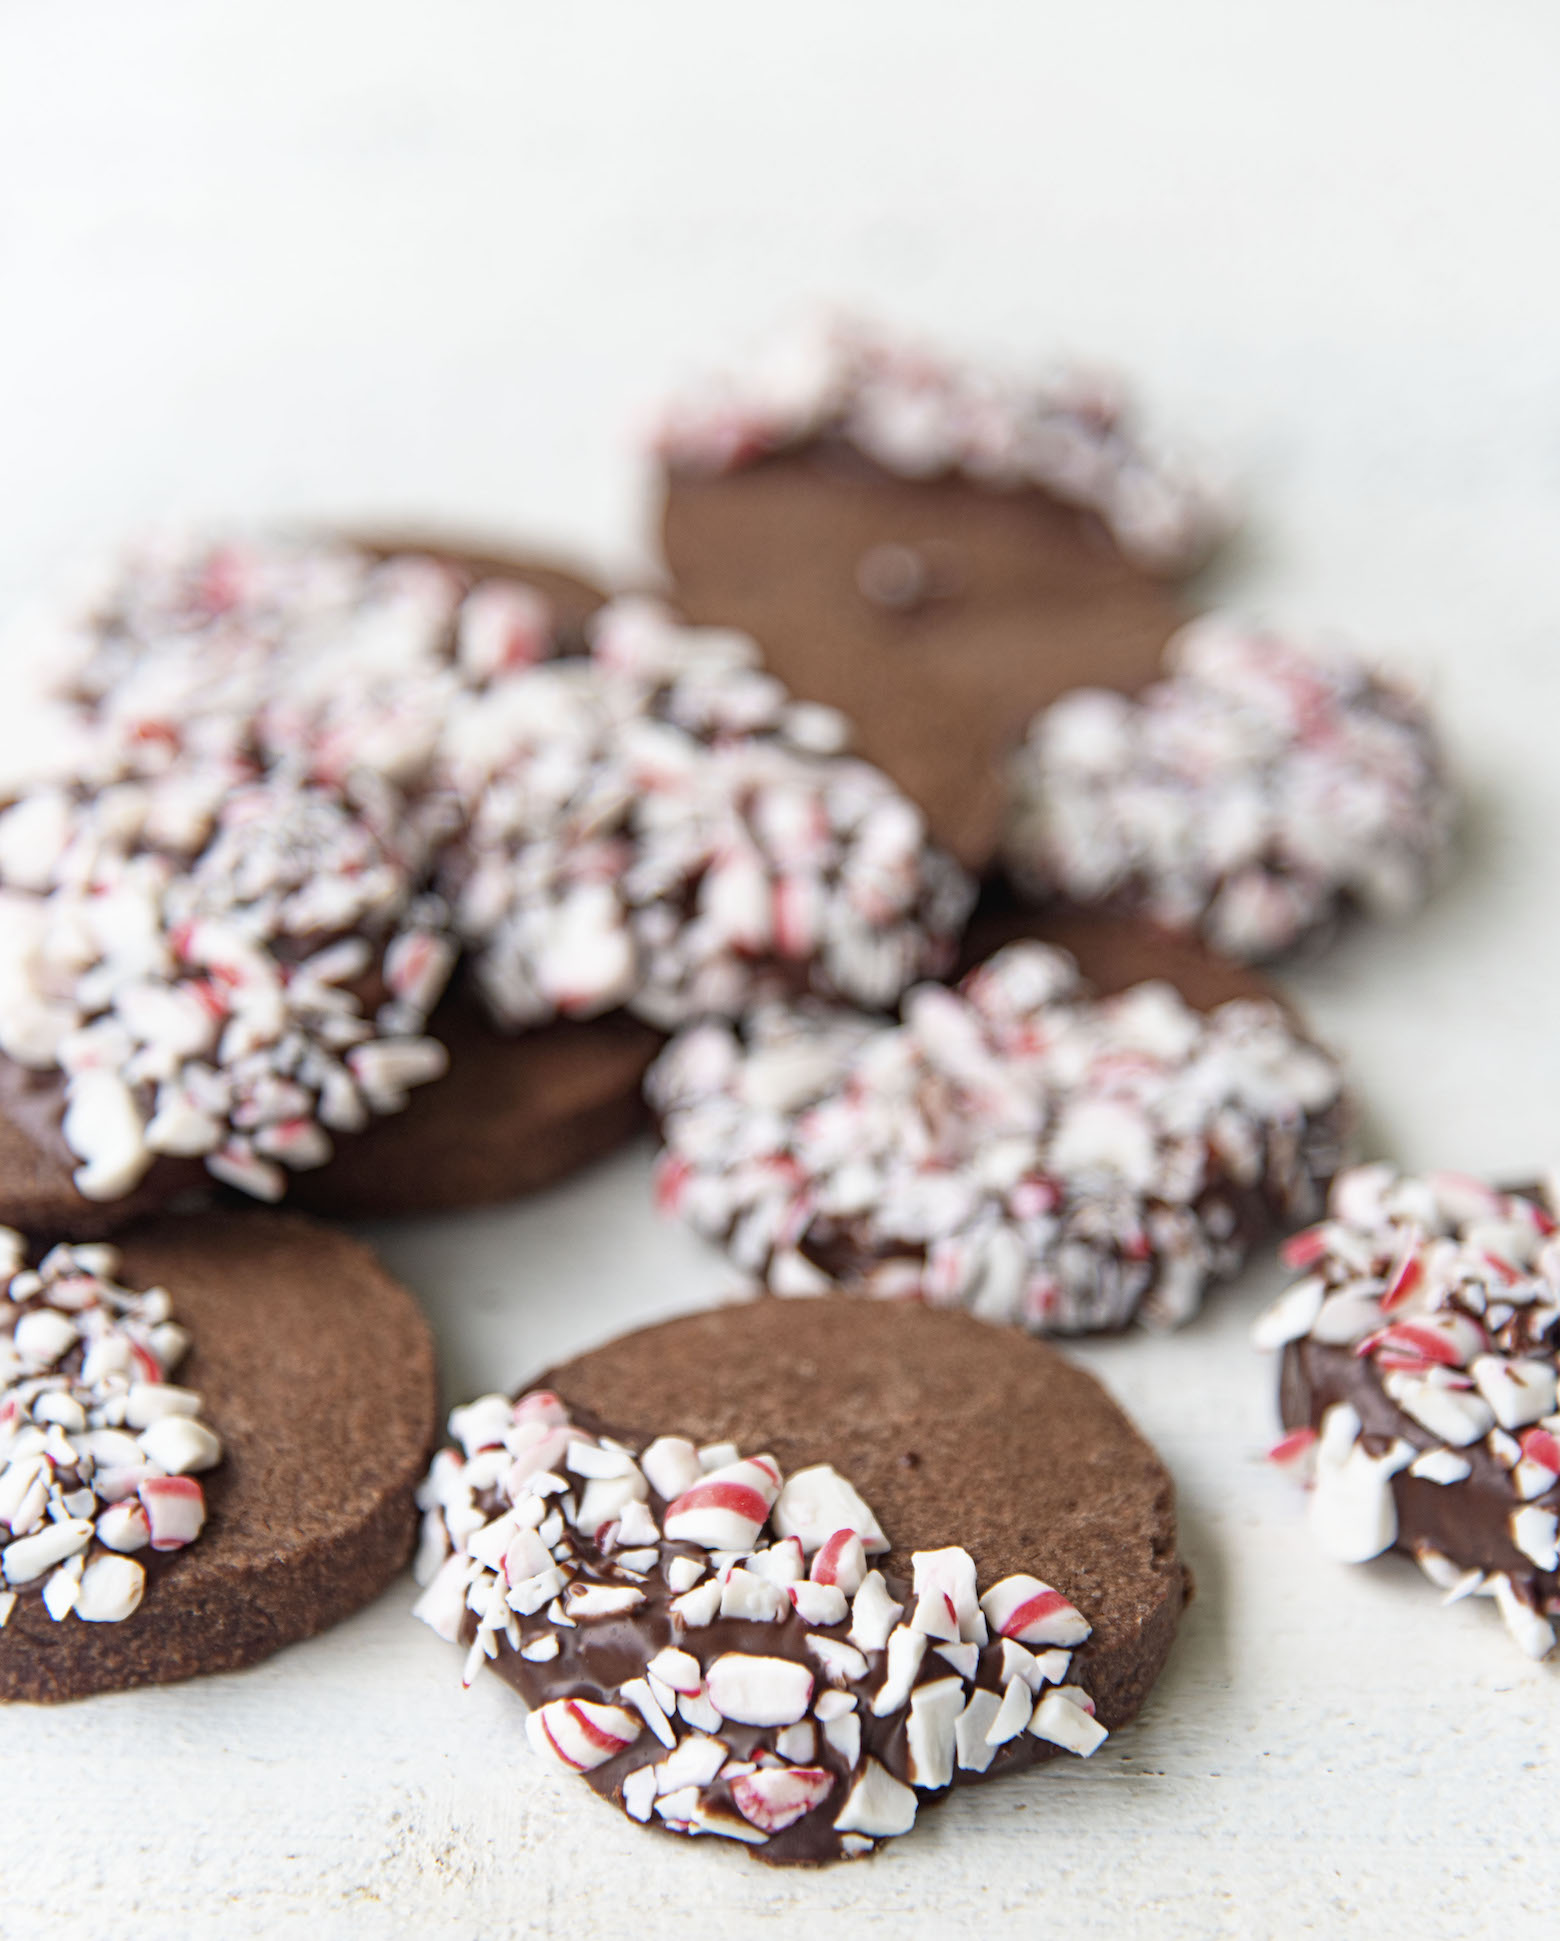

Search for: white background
xmin=3 ymin=3 xmax=1560 ymax=1934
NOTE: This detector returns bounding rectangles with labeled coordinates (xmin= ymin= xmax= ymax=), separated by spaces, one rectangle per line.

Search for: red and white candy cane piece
xmin=526 ymin=1698 xmax=643 ymax=1774
xmin=909 ymin=1547 xmax=984 ymax=1644
xmin=663 ymin=1454 xmax=781 ymax=1551
xmin=979 ymin=1574 xmax=1091 ymax=1648
xmin=1029 ymin=1687 xmax=1109 ymax=1757
xmin=1279 ymin=1225 xmax=1331 ymax=1271
xmin=704 ymin=1653 xmax=814 ymax=1727
xmin=138 ymin=1476 xmax=207 ymax=1551
xmin=730 ymin=1765 xmax=835 ymax=1834
xmin=809 ymin=1528 xmax=868 ymax=1594
xmin=1365 ymin=1314 xmax=1484 ymax=1370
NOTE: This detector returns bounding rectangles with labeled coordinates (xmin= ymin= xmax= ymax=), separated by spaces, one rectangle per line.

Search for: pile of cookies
xmin=2 ymin=318 xmax=1545 ymax=1868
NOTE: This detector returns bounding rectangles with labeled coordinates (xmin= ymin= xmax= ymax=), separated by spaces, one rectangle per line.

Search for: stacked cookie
xmin=2 ymin=316 xmax=1506 ymax=1869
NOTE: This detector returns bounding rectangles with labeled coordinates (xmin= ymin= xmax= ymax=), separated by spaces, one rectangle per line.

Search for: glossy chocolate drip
xmin=464 ymin=1403 xmax=1069 ymax=1866
xmin=1280 ymin=1339 xmax=1555 ymax=1588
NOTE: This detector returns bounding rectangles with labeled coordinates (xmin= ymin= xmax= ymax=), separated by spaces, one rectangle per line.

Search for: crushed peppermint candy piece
xmin=413 ymin=1387 xmax=1107 ymax=1865
xmin=648 ymin=940 xmax=1346 ymax=1334
xmin=2 ymin=537 xmax=971 ymax=1211
xmin=0 ymin=1230 xmax=220 ymax=1626
xmin=1258 ymin=1164 xmax=1560 ymax=1660
xmin=438 ymin=597 xmax=971 ymax=1032
xmin=1007 ymin=616 xmax=1455 ymax=962
xmin=653 ymin=315 xmax=1226 ymax=576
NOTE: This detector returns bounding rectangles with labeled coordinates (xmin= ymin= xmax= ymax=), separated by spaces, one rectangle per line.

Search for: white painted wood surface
xmin=3 ymin=3 xmax=1559 ymax=1932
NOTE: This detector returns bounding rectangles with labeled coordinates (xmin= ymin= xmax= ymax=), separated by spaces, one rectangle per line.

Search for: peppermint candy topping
xmin=0 ymin=1229 xmax=220 ymax=1630
xmin=413 ymin=1389 xmax=1103 ymax=1863
xmin=0 ymin=537 xmax=969 ymax=1204
xmin=441 ymin=598 xmax=972 ymax=1032
xmin=654 ymin=316 xmax=1225 ymax=574
xmin=1007 ymin=616 xmax=1454 ymax=962
xmin=1257 ymin=1164 xmax=1560 ymax=1659
xmin=648 ymin=941 xmax=1345 ymax=1334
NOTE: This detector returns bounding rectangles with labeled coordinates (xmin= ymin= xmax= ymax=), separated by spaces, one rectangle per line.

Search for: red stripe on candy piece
xmin=1521 ymin=1428 xmax=1560 ymax=1472
xmin=1280 ymin=1226 xmax=1330 ymax=1271
xmin=568 ymin=1702 xmax=632 ymax=1759
xmin=540 ymin=1713 xmax=586 ymax=1772
xmin=665 ymin=1480 xmax=772 ymax=1526
xmin=999 ymin=1589 xmax=1072 ymax=1638
xmin=1380 ymin=1252 xmax=1425 ymax=1312
xmin=1269 ymin=1427 xmax=1318 ymax=1464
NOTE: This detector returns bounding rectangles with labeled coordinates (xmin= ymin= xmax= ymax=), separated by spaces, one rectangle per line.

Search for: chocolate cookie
xmin=414 ymin=1296 xmax=1187 ymax=1863
xmin=648 ymin=922 xmax=1347 ymax=1334
xmin=0 ymin=535 xmax=969 ymax=1232
xmin=1006 ymin=615 xmax=1456 ymax=960
xmin=1257 ymin=1164 xmax=1560 ymax=1660
xmin=1 ymin=1210 xmax=435 ymax=1701
xmin=655 ymin=318 xmax=1215 ymax=868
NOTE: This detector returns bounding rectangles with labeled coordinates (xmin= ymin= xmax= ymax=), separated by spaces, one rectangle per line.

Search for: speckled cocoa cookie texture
xmin=0 ymin=1211 xmax=437 ymax=1702
xmin=414 ymin=1296 xmax=1187 ymax=1864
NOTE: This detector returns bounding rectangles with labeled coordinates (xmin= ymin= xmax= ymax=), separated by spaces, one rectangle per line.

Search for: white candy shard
xmin=76 ymin=1553 xmax=146 ymax=1623
xmin=870 ymin=1625 xmax=928 ymax=1718
xmin=904 ymin=1675 xmax=965 ymax=1789
xmin=1308 ymin=1404 xmax=1413 ymax=1564
xmin=526 ymin=1699 xmax=642 ymax=1773
xmin=1029 ymin=1687 xmax=1109 ymax=1757
xmin=705 ymin=1653 xmax=814 ymax=1727
xmin=979 ymin=1574 xmax=1091 ymax=1647
xmin=806 ymin=1634 xmax=869 ymax=1686
xmin=847 ymin=1570 xmax=903 ymax=1654
xmin=833 ymin=1759 xmax=918 ymax=1840
xmin=773 ymin=1465 xmax=888 ymax=1556
xmin=985 ymin=1675 xmax=1034 ymax=1748
xmin=1510 ymin=1506 xmax=1560 ymax=1573
xmin=640 ymin=1436 xmax=704 ymax=1503
xmin=1472 ymin=1356 xmax=1558 ymax=1432
xmin=955 ymin=1688 xmax=1003 ymax=1773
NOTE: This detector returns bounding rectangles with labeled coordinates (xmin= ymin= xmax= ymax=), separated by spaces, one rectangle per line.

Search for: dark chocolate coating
xmin=660 ymin=445 xmax=1185 ymax=870
xmin=0 ymin=1211 xmax=437 ymax=1702
xmin=479 ymin=1296 xmax=1187 ymax=1859
xmin=1280 ymin=1339 xmax=1547 ymax=1585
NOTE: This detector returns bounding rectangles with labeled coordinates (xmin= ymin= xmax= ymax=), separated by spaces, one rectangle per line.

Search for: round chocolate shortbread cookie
xmin=1006 ymin=615 xmax=1456 ymax=962
xmin=414 ymin=1296 xmax=1187 ymax=1864
xmin=1 ymin=1211 xmax=436 ymax=1701
xmin=649 ymin=918 xmax=1347 ymax=1335
xmin=1257 ymin=1165 xmax=1560 ymax=1662
xmin=0 ymin=532 xmax=968 ymax=1234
